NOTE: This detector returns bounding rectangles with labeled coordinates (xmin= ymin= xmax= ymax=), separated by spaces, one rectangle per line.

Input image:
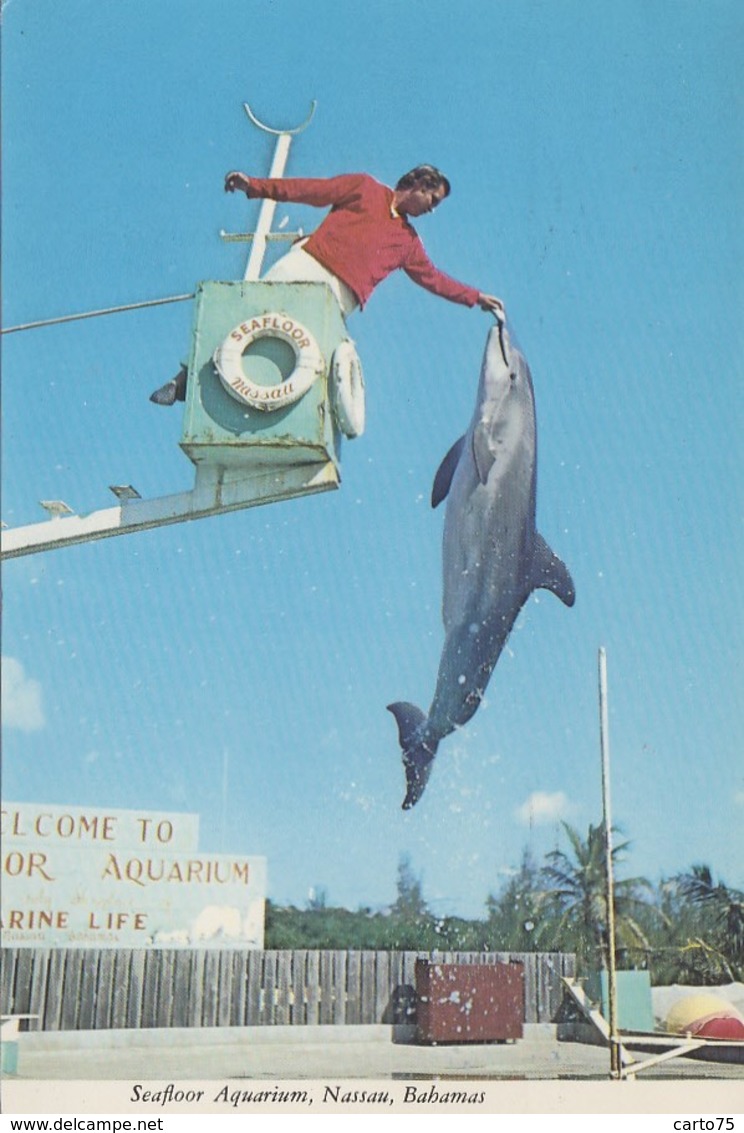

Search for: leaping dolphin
xmin=388 ymin=322 xmax=575 ymax=809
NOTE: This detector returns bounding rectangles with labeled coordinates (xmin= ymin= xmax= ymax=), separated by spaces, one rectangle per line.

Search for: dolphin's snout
xmin=483 ymin=322 xmax=511 ymax=371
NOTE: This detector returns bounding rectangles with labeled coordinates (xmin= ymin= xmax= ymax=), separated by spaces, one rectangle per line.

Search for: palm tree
xmin=671 ymin=864 xmax=744 ymax=981
xmin=539 ymin=821 xmax=653 ymax=972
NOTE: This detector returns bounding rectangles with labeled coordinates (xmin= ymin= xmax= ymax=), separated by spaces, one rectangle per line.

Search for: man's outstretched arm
xmin=224 ymin=171 xmax=365 ymax=208
xmin=404 ymin=242 xmax=505 ymax=316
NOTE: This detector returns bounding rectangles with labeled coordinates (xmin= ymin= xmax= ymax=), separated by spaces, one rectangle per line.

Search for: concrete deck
xmin=6 ymin=1023 xmax=744 ymax=1082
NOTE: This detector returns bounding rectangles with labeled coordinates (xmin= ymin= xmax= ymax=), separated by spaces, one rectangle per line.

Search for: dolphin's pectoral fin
xmin=530 ymin=534 xmax=576 ymax=607
xmin=432 ymin=436 xmax=466 ymax=508
xmin=387 ymin=701 xmax=438 ymax=809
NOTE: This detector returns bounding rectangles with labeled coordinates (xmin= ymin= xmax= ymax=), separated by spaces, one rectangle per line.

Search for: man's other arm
xmin=404 ymin=243 xmax=503 ymax=315
xmin=224 ymin=171 xmax=367 ymax=208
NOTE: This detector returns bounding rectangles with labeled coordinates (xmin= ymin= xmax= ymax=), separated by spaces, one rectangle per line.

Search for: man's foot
xmin=149 ymin=368 xmax=187 ymax=406
xmin=150 ymin=380 xmax=178 ymax=405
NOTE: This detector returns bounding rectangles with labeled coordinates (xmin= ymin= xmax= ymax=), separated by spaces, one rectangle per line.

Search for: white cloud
xmin=516 ymin=790 xmax=573 ymax=827
xmin=1 ymin=657 xmax=45 ymax=732
xmin=734 ymin=791 xmax=744 ymax=807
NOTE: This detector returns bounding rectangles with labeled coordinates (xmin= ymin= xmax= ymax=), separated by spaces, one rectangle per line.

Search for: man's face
xmin=396 ymin=181 xmax=447 ymax=217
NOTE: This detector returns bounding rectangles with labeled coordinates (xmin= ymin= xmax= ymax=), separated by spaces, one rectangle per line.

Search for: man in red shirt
xmin=225 ymin=164 xmax=504 ymax=315
xmin=151 ymin=164 xmax=503 ymax=404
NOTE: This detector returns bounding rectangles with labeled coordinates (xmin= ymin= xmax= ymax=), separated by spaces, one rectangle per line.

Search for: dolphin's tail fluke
xmin=386 ymin=701 xmax=439 ymax=810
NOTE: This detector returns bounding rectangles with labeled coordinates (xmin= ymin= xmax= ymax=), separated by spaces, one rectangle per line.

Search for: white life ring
xmin=213 ymin=313 xmax=324 ymax=411
xmin=331 ymin=340 xmax=365 ymax=438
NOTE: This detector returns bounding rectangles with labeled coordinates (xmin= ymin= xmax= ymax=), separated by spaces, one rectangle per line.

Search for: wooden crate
xmin=415 ymin=959 xmax=524 ymax=1044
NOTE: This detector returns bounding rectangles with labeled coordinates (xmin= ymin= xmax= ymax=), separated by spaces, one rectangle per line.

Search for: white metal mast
xmin=241 ymin=102 xmax=315 ymax=280
xmin=599 ymin=646 xmax=621 ymax=1079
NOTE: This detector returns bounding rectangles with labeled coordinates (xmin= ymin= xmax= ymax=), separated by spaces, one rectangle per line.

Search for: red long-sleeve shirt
xmin=243 ymin=173 xmax=481 ymax=310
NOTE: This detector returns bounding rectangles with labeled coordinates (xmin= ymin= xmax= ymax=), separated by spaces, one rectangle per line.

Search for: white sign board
xmin=1 ymin=802 xmax=200 ymax=852
xmin=1 ymin=802 xmax=266 ymax=949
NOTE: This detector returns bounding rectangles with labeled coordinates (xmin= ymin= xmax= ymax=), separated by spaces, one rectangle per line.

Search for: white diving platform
xmin=1 ymin=461 xmax=339 ymax=560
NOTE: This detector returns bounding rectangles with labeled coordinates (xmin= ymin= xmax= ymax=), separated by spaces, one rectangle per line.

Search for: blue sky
xmin=2 ymin=0 xmax=742 ymax=919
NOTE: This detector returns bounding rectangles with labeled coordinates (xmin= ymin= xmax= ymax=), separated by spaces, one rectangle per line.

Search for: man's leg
xmin=264 ymin=243 xmax=358 ymax=316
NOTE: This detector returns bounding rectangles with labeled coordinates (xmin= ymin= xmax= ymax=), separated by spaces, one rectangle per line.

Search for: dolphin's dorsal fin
xmin=432 ymin=435 xmax=466 ymax=508
xmin=530 ymin=534 xmax=576 ymax=607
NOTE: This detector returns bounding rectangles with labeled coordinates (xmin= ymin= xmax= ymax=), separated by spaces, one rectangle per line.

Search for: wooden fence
xmin=1 ymin=948 xmax=575 ymax=1032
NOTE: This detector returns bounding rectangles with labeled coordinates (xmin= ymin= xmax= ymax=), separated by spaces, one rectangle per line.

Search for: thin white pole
xmin=599 ymin=646 xmax=621 ymax=1078
xmin=241 ymin=101 xmax=316 ymax=281
xmin=244 ymin=131 xmax=293 ymax=281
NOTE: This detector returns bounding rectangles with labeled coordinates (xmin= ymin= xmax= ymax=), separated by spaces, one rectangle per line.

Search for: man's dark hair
xmin=395 ymin=164 xmax=451 ymax=197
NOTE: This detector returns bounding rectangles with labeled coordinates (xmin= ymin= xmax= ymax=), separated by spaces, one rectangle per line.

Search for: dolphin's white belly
xmin=427 ymin=442 xmax=537 ymax=737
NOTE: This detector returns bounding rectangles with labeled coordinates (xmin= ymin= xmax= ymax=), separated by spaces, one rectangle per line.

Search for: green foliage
xmin=484 ymin=850 xmax=545 ymax=952
xmin=675 ymin=865 xmax=744 ymax=970
xmin=263 ymin=832 xmax=742 ymax=988
xmin=265 ymin=853 xmax=494 ymax=951
xmin=634 ymin=867 xmax=744 ymax=985
xmin=392 ymin=855 xmax=428 ymax=922
xmin=537 ymin=822 xmax=654 ymax=974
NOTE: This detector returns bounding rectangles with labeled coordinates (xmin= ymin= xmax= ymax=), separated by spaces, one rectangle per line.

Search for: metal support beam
xmin=1 ymin=461 xmax=339 ymax=559
xmin=560 ymin=978 xmax=637 ymax=1070
xmin=619 ymin=1040 xmax=705 ymax=1080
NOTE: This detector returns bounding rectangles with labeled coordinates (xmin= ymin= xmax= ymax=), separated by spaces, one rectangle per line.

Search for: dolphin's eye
xmin=509 ymin=372 xmax=517 ymax=381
